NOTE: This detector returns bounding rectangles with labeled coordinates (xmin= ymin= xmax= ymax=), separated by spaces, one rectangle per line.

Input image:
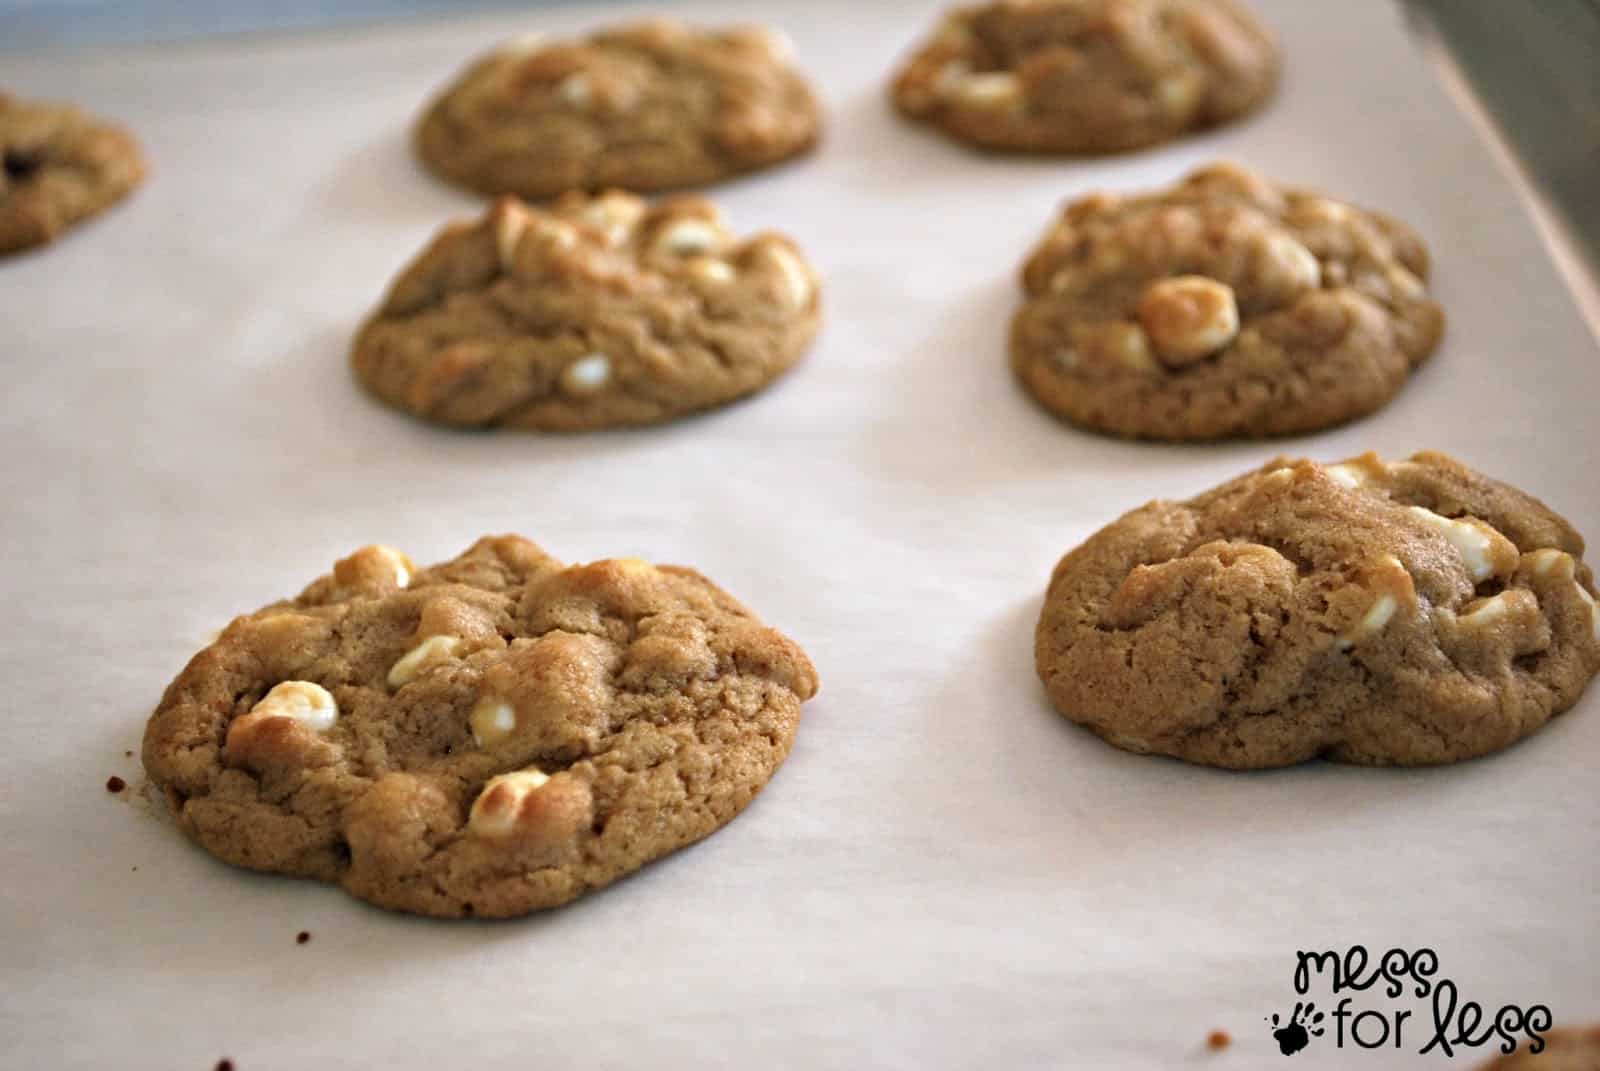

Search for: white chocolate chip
xmin=1065 ymin=192 xmax=1123 ymax=224
xmin=496 ymin=31 xmax=546 ymax=56
xmin=379 ymin=547 xmax=412 ymax=589
xmin=1527 ymin=548 xmax=1576 ymax=579
xmin=1263 ymin=467 xmax=1295 ymax=487
xmin=469 ymin=769 xmax=551 ymax=836
xmin=1048 ymin=268 xmax=1082 ymax=294
xmin=1267 ymin=233 xmax=1323 ymax=292
xmin=251 ymin=681 xmax=338 ymax=733
xmin=1574 ymin=582 xmax=1600 ymax=643
xmin=932 ymin=60 xmax=972 ymax=98
xmin=387 ymin=634 xmax=464 ymax=689
xmin=1299 ymin=197 xmax=1350 ymax=224
xmin=1187 ymin=162 xmax=1275 ymax=201
xmin=493 ymin=204 xmax=531 ymax=269
xmin=1337 ymin=594 xmax=1397 ymax=650
xmin=1155 ymin=76 xmax=1199 ymax=113
xmin=957 ymin=71 xmax=1023 ymax=108
xmin=1325 ymin=453 xmax=1389 ymax=490
xmin=581 ymin=194 xmax=646 ymax=244
xmin=470 ymin=697 xmax=517 ymax=747
xmin=1326 ymin=465 xmax=1364 ymax=489
xmin=754 ymin=243 xmax=814 ymax=309
xmin=687 ymin=256 xmax=735 ymax=284
xmin=1105 ymin=323 xmax=1157 ymax=372
xmin=730 ymin=25 xmax=794 ymax=61
xmin=1408 ymin=507 xmax=1512 ymax=583
xmin=1358 ymin=593 xmax=1399 ymax=634
xmin=655 ymin=219 xmax=726 ymax=257
xmin=1336 ymin=555 xmax=1413 ymax=649
xmin=1387 ymin=266 xmax=1425 ymax=299
xmin=556 ymin=73 xmax=591 ymax=109
xmin=533 ymin=217 xmax=579 ymax=251
xmin=560 ymin=353 xmax=612 ymax=395
xmin=764 ymin=28 xmax=795 ymax=60
xmin=1138 ymin=276 xmax=1240 ymax=365
xmin=1457 ymin=591 xmax=1517 ymax=625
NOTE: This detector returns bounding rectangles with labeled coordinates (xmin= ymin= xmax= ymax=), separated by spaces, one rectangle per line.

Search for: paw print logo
xmin=1268 ymin=1002 xmax=1326 ymax=1055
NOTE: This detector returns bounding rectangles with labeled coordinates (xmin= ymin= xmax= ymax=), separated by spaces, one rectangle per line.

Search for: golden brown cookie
xmin=416 ymin=19 xmax=820 ymax=199
xmin=351 ymin=190 xmax=820 ymax=431
xmin=890 ymin=0 xmax=1277 ymax=154
xmin=1035 ymin=452 xmax=1600 ymax=768
xmin=1477 ymin=1027 xmax=1600 ymax=1070
xmin=0 ymin=91 xmax=145 ymax=255
xmin=1011 ymin=163 xmax=1445 ymax=440
xmin=142 ymin=536 xmax=820 ymax=918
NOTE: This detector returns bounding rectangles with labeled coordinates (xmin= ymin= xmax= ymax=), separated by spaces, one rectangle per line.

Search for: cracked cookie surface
xmin=1011 ymin=163 xmax=1445 ymax=440
xmin=416 ymin=18 xmax=820 ymax=198
xmin=891 ymin=0 xmax=1277 ymax=154
xmin=0 ymin=92 xmax=145 ymax=254
xmin=141 ymin=536 xmax=819 ymax=917
xmin=1034 ymin=452 xmax=1600 ymax=768
xmin=351 ymin=190 xmax=820 ymax=430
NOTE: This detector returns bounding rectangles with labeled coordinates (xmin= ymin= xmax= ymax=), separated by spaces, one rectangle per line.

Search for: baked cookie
xmin=142 ymin=536 xmax=819 ymax=918
xmin=1034 ymin=451 xmax=1600 ymax=768
xmin=1011 ymin=163 xmax=1445 ymax=440
xmin=891 ymin=0 xmax=1277 ymax=154
xmin=1477 ymin=1027 xmax=1600 ymax=1070
xmin=416 ymin=19 xmax=820 ymax=199
xmin=351 ymin=190 xmax=820 ymax=430
xmin=0 ymin=92 xmax=145 ymax=255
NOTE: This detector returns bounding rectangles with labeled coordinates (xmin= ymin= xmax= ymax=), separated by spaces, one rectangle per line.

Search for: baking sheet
xmin=2 ymin=2 xmax=1597 ymax=1067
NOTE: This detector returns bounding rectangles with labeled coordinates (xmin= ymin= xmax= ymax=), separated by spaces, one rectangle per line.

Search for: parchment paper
xmin=2 ymin=2 xmax=1597 ymax=1068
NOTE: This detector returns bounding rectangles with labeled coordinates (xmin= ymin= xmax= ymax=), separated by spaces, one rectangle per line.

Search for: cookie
xmin=0 ymin=92 xmax=145 ymax=254
xmin=891 ymin=0 xmax=1277 ymax=154
xmin=416 ymin=18 xmax=820 ymax=199
xmin=141 ymin=536 xmax=820 ymax=918
xmin=1011 ymin=163 xmax=1445 ymax=440
xmin=1477 ymin=1027 xmax=1600 ymax=1070
xmin=351 ymin=190 xmax=820 ymax=430
xmin=1034 ymin=451 xmax=1600 ymax=768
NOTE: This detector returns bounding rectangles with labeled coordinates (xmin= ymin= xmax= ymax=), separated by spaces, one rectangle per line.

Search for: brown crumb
xmin=1207 ymin=1029 xmax=1231 ymax=1051
xmin=296 ymin=931 xmax=311 ymax=945
xmin=124 ymin=750 xmax=134 ymax=758
xmin=215 ymin=1061 xmax=234 ymax=1071
xmin=106 ymin=775 xmax=127 ymax=793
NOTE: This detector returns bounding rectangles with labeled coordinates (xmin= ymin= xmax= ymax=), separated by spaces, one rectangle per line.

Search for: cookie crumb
xmin=106 ymin=775 xmax=127 ymax=793
xmin=296 ymin=931 xmax=311 ymax=945
xmin=124 ymin=749 xmax=134 ymax=758
xmin=1207 ymin=1029 xmax=1231 ymax=1051
xmin=215 ymin=1061 xmax=234 ymax=1071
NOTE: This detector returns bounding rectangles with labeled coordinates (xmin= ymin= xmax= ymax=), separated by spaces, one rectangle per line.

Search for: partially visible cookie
xmin=891 ymin=0 xmax=1277 ymax=154
xmin=1477 ymin=1027 xmax=1600 ymax=1070
xmin=1011 ymin=163 xmax=1445 ymax=440
xmin=141 ymin=535 xmax=820 ymax=918
xmin=416 ymin=19 xmax=820 ymax=199
xmin=0 ymin=92 xmax=145 ymax=254
xmin=352 ymin=190 xmax=820 ymax=430
xmin=1035 ymin=451 xmax=1600 ymax=768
